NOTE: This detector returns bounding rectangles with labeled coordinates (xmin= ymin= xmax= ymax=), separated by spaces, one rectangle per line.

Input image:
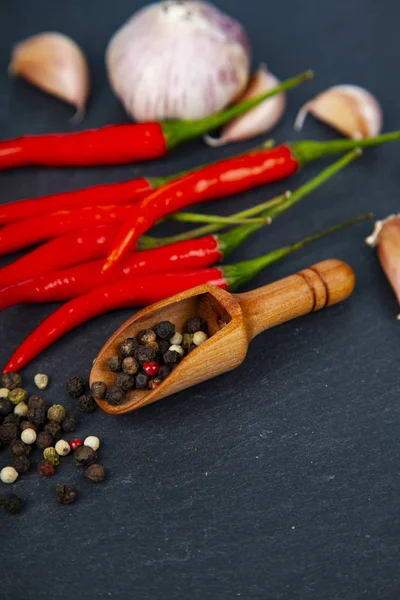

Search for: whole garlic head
xmin=106 ymin=0 xmax=251 ymax=121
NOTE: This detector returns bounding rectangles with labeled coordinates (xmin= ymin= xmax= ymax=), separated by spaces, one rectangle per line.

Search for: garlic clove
xmin=9 ymin=32 xmax=90 ymax=118
xmin=204 ymin=65 xmax=286 ymax=147
xmin=295 ymin=85 xmax=383 ymax=139
xmin=366 ymin=214 xmax=400 ymax=317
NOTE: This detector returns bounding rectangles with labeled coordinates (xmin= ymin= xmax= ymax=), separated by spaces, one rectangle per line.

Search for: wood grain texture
xmin=90 ymin=259 xmax=355 ymax=414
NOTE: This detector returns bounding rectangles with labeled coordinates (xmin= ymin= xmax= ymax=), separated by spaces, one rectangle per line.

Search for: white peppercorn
xmin=55 ymin=439 xmax=71 ymax=456
xmin=193 ymin=331 xmax=208 ymax=346
xmin=34 ymin=373 xmax=49 ymax=390
xmin=169 ymin=332 xmax=183 ymax=346
xmin=0 ymin=388 xmax=9 ymax=398
xmin=0 ymin=466 xmax=19 ymax=484
xmin=84 ymin=436 xmax=100 ymax=452
xmin=21 ymin=428 xmax=37 ymax=445
xmin=169 ymin=344 xmax=185 ymax=357
xmin=14 ymin=402 xmax=29 ymax=417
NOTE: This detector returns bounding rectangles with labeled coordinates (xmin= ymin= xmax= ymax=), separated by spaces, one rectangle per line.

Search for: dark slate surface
xmin=0 ymin=1 xmax=399 ymax=599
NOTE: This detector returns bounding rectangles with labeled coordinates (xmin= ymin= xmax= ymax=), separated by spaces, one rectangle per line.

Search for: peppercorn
xmin=56 ymin=484 xmax=77 ymax=505
xmin=8 ymin=388 xmax=28 ymax=405
xmin=158 ymin=365 xmax=171 ymax=380
xmin=170 ymin=331 xmax=183 ymax=345
xmin=91 ymin=381 xmax=107 ymax=400
xmin=28 ymin=394 xmax=46 ymax=409
xmin=55 ymin=439 xmax=71 ymax=456
xmin=186 ymin=316 xmax=207 ymax=334
xmin=147 ymin=340 xmax=159 ymax=353
xmin=107 ymin=356 xmax=123 ymax=372
xmin=143 ymin=361 xmax=160 ymax=377
xmin=37 ymin=460 xmax=55 ymax=478
xmin=157 ymin=339 xmax=170 ymax=356
xmin=34 ymin=373 xmax=49 ymax=390
xmin=74 ymin=445 xmax=96 ymax=468
xmin=138 ymin=329 xmax=157 ymax=345
xmin=47 ymin=404 xmax=66 ymax=423
xmin=13 ymin=455 xmax=30 ymax=474
xmin=27 ymin=403 xmax=47 ymax=427
xmin=36 ymin=431 xmax=53 ymax=450
xmin=105 ymin=386 xmax=125 ymax=405
xmin=0 ymin=423 xmax=18 ymax=444
xmin=2 ymin=372 xmax=22 ymax=391
xmin=0 ymin=398 xmax=12 ymax=417
xmin=169 ymin=344 xmax=184 ymax=357
xmin=20 ymin=420 xmax=37 ymax=432
xmin=21 ymin=428 xmax=37 ymax=445
xmin=70 ymin=438 xmax=83 ymax=451
xmin=85 ymin=464 xmax=105 ymax=483
xmin=119 ymin=337 xmax=138 ymax=357
xmin=3 ymin=414 xmax=21 ymax=427
xmin=66 ymin=376 xmax=86 ymax=398
xmin=163 ymin=350 xmax=181 ymax=368
xmin=149 ymin=380 xmax=160 ymax=390
xmin=187 ymin=343 xmax=198 ymax=354
xmin=44 ymin=422 xmax=62 ymax=439
xmin=115 ymin=372 xmax=135 ymax=392
xmin=135 ymin=372 xmax=150 ymax=390
xmin=0 ymin=466 xmax=19 ymax=483
xmin=43 ymin=447 xmax=60 ymax=466
xmin=0 ymin=493 xmax=23 ymax=514
xmin=122 ymin=357 xmax=139 ymax=375
xmin=193 ymin=331 xmax=208 ymax=346
xmin=14 ymin=402 xmax=28 ymax=417
xmin=10 ymin=439 xmax=31 ymax=457
xmin=155 ymin=320 xmax=175 ymax=340
xmin=78 ymin=394 xmax=97 ymax=413
xmin=135 ymin=345 xmax=156 ymax=365
xmin=61 ymin=414 xmax=77 ymax=433
xmin=0 ymin=388 xmax=9 ymax=398
xmin=182 ymin=333 xmax=193 ymax=348
xmin=84 ymin=436 xmax=100 ymax=452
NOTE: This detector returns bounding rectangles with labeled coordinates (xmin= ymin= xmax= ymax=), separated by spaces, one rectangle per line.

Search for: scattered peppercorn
xmin=119 ymin=338 xmax=138 ymax=357
xmin=14 ymin=402 xmax=29 ymax=417
xmin=28 ymin=394 xmax=46 ymax=409
xmin=105 ymin=386 xmax=126 ymax=405
xmin=61 ymin=414 xmax=77 ymax=433
xmin=38 ymin=460 xmax=55 ymax=478
xmin=3 ymin=414 xmax=21 ymax=427
xmin=8 ymin=388 xmax=28 ymax=405
xmin=138 ymin=329 xmax=157 ymax=345
xmin=10 ymin=439 xmax=31 ymax=457
xmin=66 ymin=376 xmax=86 ymax=398
xmin=2 ymin=372 xmax=22 ymax=391
xmin=163 ymin=350 xmax=181 ymax=368
xmin=84 ymin=436 xmax=100 ymax=452
xmin=36 ymin=431 xmax=53 ymax=450
xmin=187 ymin=316 xmax=207 ymax=334
xmin=122 ymin=357 xmax=139 ymax=375
xmin=34 ymin=373 xmax=49 ymax=390
xmin=143 ymin=361 xmax=160 ymax=377
xmin=91 ymin=381 xmax=107 ymax=400
xmin=135 ymin=345 xmax=156 ymax=365
xmin=70 ymin=438 xmax=83 ymax=452
xmin=107 ymin=356 xmax=123 ymax=372
xmin=56 ymin=483 xmax=77 ymax=505
xmin=44 ymin=422 xmax=61 ymax=439
xmin=115 ymin=372 xmax=135 ymax=392
xmin=0 ymin=398 xmax=12 ymax=417
xmin=47 ymin=404 xmax=66 ymax=423
xmin=0 ymin=493 xmax=23 ymax=514
xmin=27 ymin=396 xmax=47 ymax=427
xmin=85 ymin=464 xmax=105 ymax=483
xmin=13 ymin=455 xmax=30 ymax=474
xmin=155 ymin=320 xmax=175 ymax=340
xmin=135 ymin=372 xmax=150 ymax=389
xmin=43 ymin=447 xmax=60 ymax=466
xmin=20 ymin=421 xmax=37 ymax=432
xmin=55 ymin=439 xmax=71 ymax=456
xmin=0 ymin=466 xmax=19 ymax=483
xmin=21 ymin=428 xmax=37 ymax=445
xmin=74 ymin=446 xmax=96 ymax=468
xmin=78 ymin=394 xmax=97 ymax=413
xmin=0 ymin=423 xmax=19 ymax=444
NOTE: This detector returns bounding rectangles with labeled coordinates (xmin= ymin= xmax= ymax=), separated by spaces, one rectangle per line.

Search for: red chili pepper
xmin=2 ymin=214 xmax=370 ymax=372
xmin=102 ymin=131 xmax=400 ymax=271
xmin=0 ymin=72 xmax=311 ymax=170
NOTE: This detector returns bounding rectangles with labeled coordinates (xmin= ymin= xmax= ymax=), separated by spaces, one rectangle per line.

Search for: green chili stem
xmin=168 ymin=212 xmax=269 ymax=225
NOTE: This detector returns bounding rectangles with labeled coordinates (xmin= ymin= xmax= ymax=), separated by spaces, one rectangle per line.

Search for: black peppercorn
xmin=74 ymin=446 xmax=97 ymax=468
xmin=10 ymin=439 xmax=31 ymax=457
xmin=0 ymin=493 xmax=23 ymax=514
xmin=77 ymin=394 xmax=97 ymax=413
xmin=186 ymin=316 xmax=207 ymax=334
xmin=119 ymin=337 xmax=138 ymax=357
xmin=13 ymin=455 xmax=31 ymax=474
xmin=115 ymin=373 xmax=135 ymax=392
xmin=56 ymin=484 xmax=77 ymax=505
xmin=135 ymin=345 xmax=156 ymax=365
xmin=155 ymin=320 xmax=175 ymax=340
xmin=91 ymin=381 xmax=107 ymax=400
xmin=85 ymin=463 xmax=105 ymax=483
xmin=3 ymin=414 xmax=21 ymax=427
xmin=138 ymin=329 xmax=157 ymax=345
xmin=0 ymin=423 xmax=18 ymax=444
xmin=122 ymin=357 xmax=139 ymax=375
xmin=28 ymin=394 xmax=46 ymax=409
xmin=158 ymin=365 xmax=171 ymax=380
xmin=0 ymin=398 xmax=12 ymax=417
xmin=2 ymin=372 xmax=22 ymax=391
xmin=36 ymin=431 xmax=53 ymax=450
xmin=61 ymin=414 xmax=77 ymax=433
xmin=147 ymin=341 xmax=159 ymax=353
xmin=105 ymin=386 xmax=125 ymax=405
xmin=44 ymin=422 xmax=62 ymax=440
xmin=157 ymin=340 xmax=170 ymax=356
xmin=107 ymin=356 xmax=123 ymax=372
xmin=163 ymin=350 xmax=181 ymax=368
xmin=20 ymin=421 xmax=37 ymax=432
xmin=135 ymin=372 xmax=150 ymax=389
xmin=27 ymin=404 xmax=47 ymax=427
xmin=66 ymin=376 xmax=86 ymax=398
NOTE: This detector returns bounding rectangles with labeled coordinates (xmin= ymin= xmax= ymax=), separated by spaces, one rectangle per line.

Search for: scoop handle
xmin=237 ymin=259 xmax=355 ymax=341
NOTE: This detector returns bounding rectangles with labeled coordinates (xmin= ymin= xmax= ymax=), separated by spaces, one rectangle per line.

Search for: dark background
xmin=1 ymin=1 xmax=399 ymax=598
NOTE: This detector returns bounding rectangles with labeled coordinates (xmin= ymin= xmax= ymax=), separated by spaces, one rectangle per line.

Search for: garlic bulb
xmin=205 ymin=65 xmax=286 ymax=146
xmin=9 ymin=32 xmax=90 ymax=117
xmin=295 ymin=85 xmax=383 ymax=139
xmin=106 ymin=0 xmax=251 ymax=121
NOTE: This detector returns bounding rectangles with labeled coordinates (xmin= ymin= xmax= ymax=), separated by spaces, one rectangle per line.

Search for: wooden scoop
xmin=90 ymin=259 xmax=355 ymax=414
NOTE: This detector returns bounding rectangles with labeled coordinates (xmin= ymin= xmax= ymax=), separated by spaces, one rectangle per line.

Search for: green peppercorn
xmin=186 ymin=316 xmax=207 ymax=334
xmin=105 ymin=386 xmax=125 ymax=406
xmin=47 ymin=404 xmax=66 ymax=423
xmin=0 ymin=398 xmax=12 ymax=417
xmin=91 ymin=381 xmax=107 ymax=400
xmin=0 ymin=493 xmax=23 ymax=514
xmin=36 ymin=431 xmax=53 ymax=450
xmin=182 ymin=333 xmax=194 ymax=349
xmin=61 ymin=414 xmax=77 ymax=433
xmin=85 ymin=464 xmax=105 ymax=483
xmin=43 ymin=447 xmax=60 ymax=466
xmin=0 ymin=423 xmax=18 ymax=444
xmin=8 ymin=388 xmax=28 ymax=405
xmin=44 ymin=422 xmax=62 ymax=440
xmin=56 ymin=484 xmax=77 ymax=505
xmin=10 ymin=439 xmax=31 ymax=457
xmin=107 ymin=356 xmax=123 ymax=372
xmin=78 ymin=394 xmax=97 ymax=413
xmin=119 ymin=338 xmax=138 ymax=357
xmin=2 ymin=372 xmax=22 ymax=391
xmin=66 ymin=376 xmax=86 ymax=398
xmin=122 ymin=357 xmax=139 ymax=375
xmin=13 ymin=455 xmax=30 ymax=474
xmin=155 ymin=321 xmax=175 ymax=340
xmin=138 ymin=329 xmax=157 ymax=345
xmin=74 ymin=446 xmax=96 ymax=468
xmin=135 ymin=345 xmax=156 ymax=365
xmin=115 ymin=373 xmax=134 ymax=392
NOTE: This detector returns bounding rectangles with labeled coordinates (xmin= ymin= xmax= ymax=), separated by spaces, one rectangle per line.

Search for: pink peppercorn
xmin=70 ymin=438 xmax=83 ymax=451
xmin=143 ymin=361 xmax=160 ymax=377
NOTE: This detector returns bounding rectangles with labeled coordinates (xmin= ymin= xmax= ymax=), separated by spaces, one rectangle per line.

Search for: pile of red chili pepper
xmin=1 ymin=74 xmax=399 ymax=374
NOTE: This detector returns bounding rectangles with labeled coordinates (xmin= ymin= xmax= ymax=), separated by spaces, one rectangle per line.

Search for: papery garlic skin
xmin=9 ymin=32 xmax=90 ymax=117
xmin=295 ymin=85 xmax=383 ymax=139
xmin=106 ymin=1 xmax=251 ymax=121
xmin=205 ymin=65 xmax=285 ymax=146
xmin=366 ymin=214 xmax=400 ymax=317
